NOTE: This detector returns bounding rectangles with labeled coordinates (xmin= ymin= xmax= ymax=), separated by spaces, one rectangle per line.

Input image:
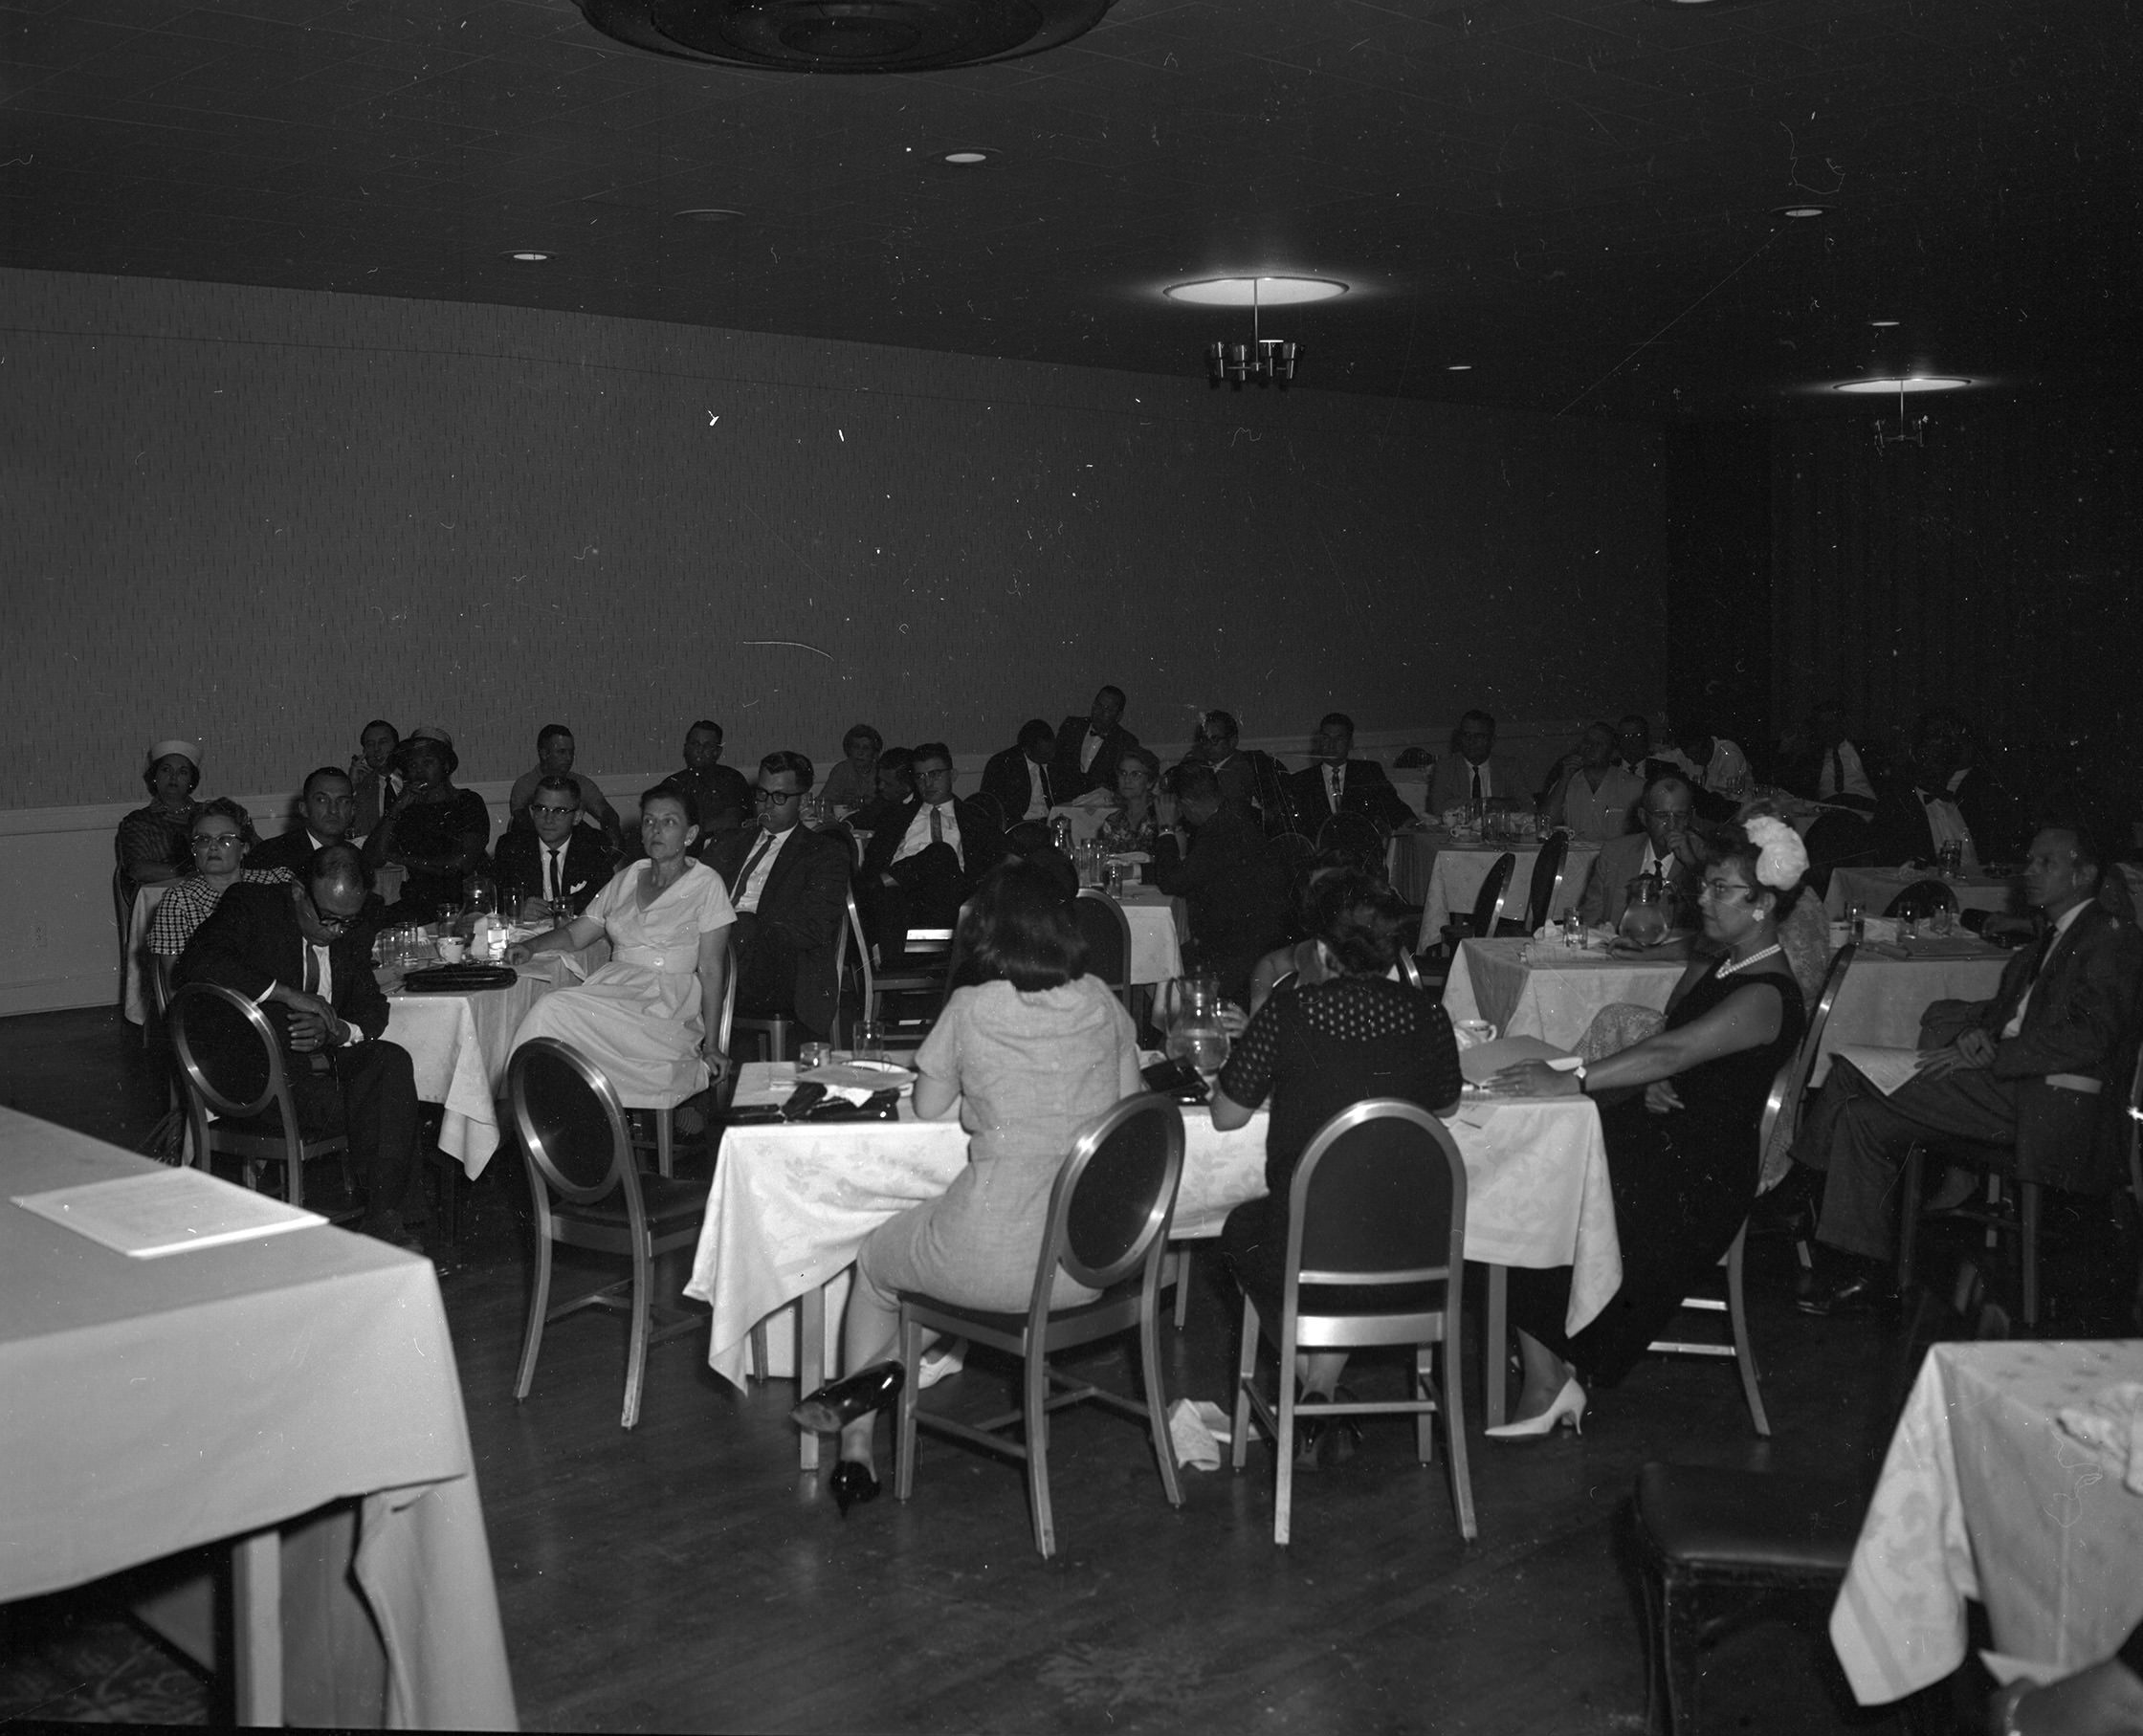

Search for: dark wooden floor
xmin=6 ymin=1006 xmax=1936 ymax=1733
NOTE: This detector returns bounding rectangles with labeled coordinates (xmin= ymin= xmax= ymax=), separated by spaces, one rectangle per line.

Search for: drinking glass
xmin=798 ymin=1041 xmax=833 ymax=1071
xmin=854 ymin=1021 xmax=887 ymax=1064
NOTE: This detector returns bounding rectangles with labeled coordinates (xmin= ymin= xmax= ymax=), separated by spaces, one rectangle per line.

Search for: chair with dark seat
xmin=1632 ymin=1461 xmax=1862 ymax=1735
xmin=166 ymin=981 xmax=356 ymax=1217
xmin=1005 ymin=820 xmax=1052 ymax=856
xmin=1885 ymin=878 xmax=1958 ymax=921
xmin=1422 ymin=851 xmax=1515 ymax=990
xmin=964 ymin=791 xmax=1006 ymax=835
xmin=894 ymin=1094 xmax=1186 ymax=1560
xmin=510 ymin=1037 xmax=713 ymax=1429
xmin=1499 ymin=831 xmax=1571 ymax=935
xmin=1072 ymin=888 xmax=1134 ymax=1010
xmin=1230 ymin=1099 xmax=1477 ymax=1547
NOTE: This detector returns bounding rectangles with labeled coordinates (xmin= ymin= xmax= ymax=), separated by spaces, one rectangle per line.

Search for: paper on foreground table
xmin=11 ymin=1166 xmax=324 ymax=1258
xmin=1825 ymin=1044 xmax=1926 ymax=1097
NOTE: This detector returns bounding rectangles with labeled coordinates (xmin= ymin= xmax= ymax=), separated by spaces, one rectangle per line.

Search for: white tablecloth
xmin=1115 ymin=888 xmax=1183 ymax=985
xmin=1444 ymin=937 xmax=1683 ymax=1048
xmin=684 ymin=1064 xmax=1619 ymax=1393
xmin=1826 ymin=867 xmax=2015 ymax=921
xmin=1415 ymin=840 xmax=1599 ymax=948
xmin=1808 ymin=944 xmax=2013 ymax=1086
xmin=1832 ymin=1339 xmax=2143 ymax=1705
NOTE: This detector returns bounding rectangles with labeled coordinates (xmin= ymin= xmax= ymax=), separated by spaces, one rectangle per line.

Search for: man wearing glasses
xmin=176 ymin=844 xmax=428 ymax=1252
xmin=495 ymin=775 xmax=615 ymax=921
xmin=702 ymin=753 xmax=853 ymax=1043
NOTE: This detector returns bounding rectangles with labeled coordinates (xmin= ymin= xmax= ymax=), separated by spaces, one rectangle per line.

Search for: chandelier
xmin=1164 ymin=275 xmax=1345 ymax=391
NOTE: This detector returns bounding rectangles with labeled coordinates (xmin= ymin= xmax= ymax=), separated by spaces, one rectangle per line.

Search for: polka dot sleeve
xmin=1217 ymin=988 xmax=1289 ymax=1108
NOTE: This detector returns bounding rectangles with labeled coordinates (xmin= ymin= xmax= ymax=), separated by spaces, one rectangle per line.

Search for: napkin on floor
xmin=1167 ymin=1398 xmax=1234 ymax=1469
xmin=2056 ymin=1381 xmax=2143 ymax=1493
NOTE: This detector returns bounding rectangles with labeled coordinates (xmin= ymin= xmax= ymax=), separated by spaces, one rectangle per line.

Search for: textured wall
xmin=2 ymin=268 xmax=1668 ymax=808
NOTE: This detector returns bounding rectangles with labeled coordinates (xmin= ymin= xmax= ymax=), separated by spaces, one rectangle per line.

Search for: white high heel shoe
xmin=1484 ymin=1375 xmax=1587 ymax=1440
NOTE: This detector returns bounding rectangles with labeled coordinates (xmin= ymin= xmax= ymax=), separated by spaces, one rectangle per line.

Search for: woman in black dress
xmin=1212 ymin=871 xmax=1465 ymax=1462
xmin=1484 ymin=820 xmax=1808 ymax=1437
xmin=362 ymin=724 xmax=491 ymax=918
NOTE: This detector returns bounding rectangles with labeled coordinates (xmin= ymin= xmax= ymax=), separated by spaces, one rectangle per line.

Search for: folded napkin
xmin=1167 ymin=1398 xmax=1234 ymax=1469
xmin=2057 ymin=1381 xmax=2143 ymax=1493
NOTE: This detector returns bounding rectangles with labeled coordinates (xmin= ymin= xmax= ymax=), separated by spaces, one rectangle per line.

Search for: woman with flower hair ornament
xmin=1479 ymin=818 xmax=1809 ymax=1438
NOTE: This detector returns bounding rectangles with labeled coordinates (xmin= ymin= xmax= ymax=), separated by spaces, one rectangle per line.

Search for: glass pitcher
xmin=1165 ymin=974 xmax=1232 ymax=1076
xmin=1618 ymin=870 xmax=1669 ymax=946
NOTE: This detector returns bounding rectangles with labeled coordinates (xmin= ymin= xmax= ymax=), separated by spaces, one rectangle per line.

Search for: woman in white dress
xmin=508 ymin=784 xmax=734 ymax=1106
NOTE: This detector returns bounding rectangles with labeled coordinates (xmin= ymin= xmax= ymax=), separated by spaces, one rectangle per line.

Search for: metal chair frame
xmin=1230 ymin=1099 xmax=1477 ymax=1546
xmin=510 ymin=1037 xmax=711 ymax=1428
xmin=1883 ymin=877 xmax=1960 ymax=920
xmin=1072 ymin=888 xmax=1135 ymax=1010
xmin=1778 ymin=943 xmax=1857 ymax=1271
xmin=894 ymin=1094 xmax=1187 ymax=1559
xmin=1512 ymin=832 xmax=1572 ymax=934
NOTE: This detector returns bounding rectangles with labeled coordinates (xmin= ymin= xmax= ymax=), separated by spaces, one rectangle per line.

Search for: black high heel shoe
xmin=789 ymin=1361 xmax=905 ymax=1435
xmin=1293 ymin=1392 xmax=1360 ymax=1471
xmin=828 ymin=1460 xmax=881 ymax=1516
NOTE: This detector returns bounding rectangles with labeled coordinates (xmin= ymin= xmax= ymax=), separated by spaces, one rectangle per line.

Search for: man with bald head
xmin=177 ymin=844 xmax=427 ymax=1251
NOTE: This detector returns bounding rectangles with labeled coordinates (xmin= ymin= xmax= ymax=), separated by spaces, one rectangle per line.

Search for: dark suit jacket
xmin=494 ymin=827 xmax=616 ymax=916
xmin=1286 ymin=758 xmax=1416 ymax=832
xmin=981 ymin=746 xmax=1055 ymax=825
xmin=1151 ymin=810 xmax=1290 ymax=1001
xmin=706 ymin=824 xmax=853 ymax=1036
xmin=1048 ymin=718 xmax=1139 ymax=801
xmin=176 ymin=881 xmax=392 ymax=1057
xmin=666 ymin=763 xmax=754 ymax=840
xmin=247 ymin=825 xmax=339 ymax=878
xmin=1867 ymin=770 xmax=2019 ymax=866
xmin=860 ymin=797 xmax=1008 ymax=889
xmin=1941 ymin=903 xmax=2143 ymax=1192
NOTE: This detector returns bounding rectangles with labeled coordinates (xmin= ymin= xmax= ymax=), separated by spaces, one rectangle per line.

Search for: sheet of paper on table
xmin=11 ymin=1166 xmax=326 ymax=1258
xmin=799 ymin=1062 xmax=917 ymax=1095
xmin=1459 ymin=1034 xmax=1569 ymax=1083
xmin=1826 ymin=1044 xmax=1926 ymax=1096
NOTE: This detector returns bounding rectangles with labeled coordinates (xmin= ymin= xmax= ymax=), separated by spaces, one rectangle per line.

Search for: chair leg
xmin=622 ymin=1236 xmax=652 ymax=1429
xmin=1437 ymin=1340 xmax=1477 ymax=1542
xmin=1659 ymin=1577 xmax=1703 ymax=1735
xmin=1024 ymin=1343 xmax=1056 ymax=1559
xmin=747 ymin=1320 xmax=769 ymax=1381
xmin=1230 ymin=1294 xmax=1257 ymax=1472
xmin=1638 ymin=1559 xmax=1667 ymax=1734
xmin=1415 ymin=1347 xmax=1436 ymax=1463
xmin=1272 ymin=1358 xmax=1296 ymax=1548
xmin=1171 ymin=1247 xmax=1192 ymax=1329
xmin=1895 ymin=1144 xmax=1924 ymax=1293
xmin=1138 ymin=1296 xmax=1183 ymax=1511
xmin=1725 ymin=1228 xmax=1772 ymax=1439
xmin=2020 ymin=1181 xmax=2042 ymax=1329
xmin=894 ymin=1311 xmax=921 ymax=1503
xmin=515 ymin=1232 xmax=554 ymax=1402
xmin=654 ymin=1110 xmax=674 ymax=1180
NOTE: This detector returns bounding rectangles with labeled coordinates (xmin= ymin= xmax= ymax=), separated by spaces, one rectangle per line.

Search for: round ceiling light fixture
xmin=674 ymin=207 xmax=744 ymax=222
xmin=576 ymin=0 xmax=1116 ymax=72
xmin=1832 ymin=376 xmax=1973 ymax=394
xmin=1163 ymin=276 xmax=1348 ymax=307
xmin=1868 ymin=319 xmax=1901 ymax=328
xmin=1775 ymin=204 xmax=1830 ymax=219
xmin=942 ymin=148 xmax=994 ymax=164
xmin=1446 ymin=363 xmax=1472 ymax=372
xmin=504 ymin=250 xmax=552 ymax=262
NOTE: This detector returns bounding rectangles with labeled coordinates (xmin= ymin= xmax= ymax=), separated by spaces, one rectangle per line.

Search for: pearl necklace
xmin=1714 ymin=942 xmax=1782 ymax=979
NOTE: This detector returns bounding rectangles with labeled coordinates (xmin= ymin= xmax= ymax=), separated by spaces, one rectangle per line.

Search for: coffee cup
xmin=435 ymin=936 xmax=469 ymax=964
xmin=1452 ymin=1019 xmax=1498 ymax=1049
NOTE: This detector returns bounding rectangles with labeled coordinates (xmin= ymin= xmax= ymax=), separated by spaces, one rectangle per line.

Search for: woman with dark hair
xmin=1212 ymin=870 xmax=1465 ymax=1464
xmin=1482 ymin=819 xmax=1808 ymax=1438
xmin=822 ymin=723 xmax=883 ymax=816
xmin=847 ymin=745 xmax=915 ymax=833
xmin=363 ymin=723 xmax=491 ymax=917
xmin=146 ymin=798 xmax=292 ymax=957
xmin=1096 ymin=745 xmax=1165 ymax=855
xmin=1245 ymin=851 xmax=1384 ymax=1014
xmin=117 ymin=738 xmax=206 ymax=892
xmin=790 ymin=861 xmax=1142 ymax=1513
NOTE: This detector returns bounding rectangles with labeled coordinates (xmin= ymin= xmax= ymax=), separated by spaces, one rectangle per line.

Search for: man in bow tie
xmin=1046 ymin=686 xmax=1140 ymax=801
xmin=1866 ymin=707 xmax=2020 ymax=865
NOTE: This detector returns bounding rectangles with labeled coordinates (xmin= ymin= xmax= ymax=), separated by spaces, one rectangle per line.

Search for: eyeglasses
xmin=191 ymin=832 xmax=241 ymax=848
xmin=305 ymin=890 xmax=364 ymax=934
xmin=754 ymin=788 xmax=802 ymax=805
xmin=530 ymin=803 xmax=577 ymax=818
xmin=1701 ymin=878 xmax=1753 ymax=901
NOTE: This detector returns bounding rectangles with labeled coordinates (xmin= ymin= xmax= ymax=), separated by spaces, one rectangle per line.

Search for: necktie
xmin=736 ymin=831 xmax=772 ymax=892
xmin=1039 ymin=764 xmax=1051 ymax=809
xmin=1470 ymin=764 xmax=1483 ymax=802
xmin=1329 ymin=765 xmax=1342 ymax=811
xmin=930 ymin=804 xmax=943 ymax=846
xmin=302 ymin=942 xmax=320 ymax=996
xmin=1828 ymin=748 xmax=1845 ymax=798
xmin=546 ymin=846 xmax=563 ymax=902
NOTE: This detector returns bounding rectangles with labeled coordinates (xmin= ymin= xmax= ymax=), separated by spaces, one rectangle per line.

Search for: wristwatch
xmin=1570 ymin=1060 xmax=1588 ymax=1091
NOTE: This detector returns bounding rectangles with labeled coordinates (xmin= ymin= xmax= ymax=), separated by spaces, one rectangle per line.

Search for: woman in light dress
xmin=508 ymin=783 xmax=733 ymax=1107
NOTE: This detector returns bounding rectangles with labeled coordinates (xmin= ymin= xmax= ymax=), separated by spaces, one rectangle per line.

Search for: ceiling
xmin=2 ymin=0 xmax=2135 ymax=417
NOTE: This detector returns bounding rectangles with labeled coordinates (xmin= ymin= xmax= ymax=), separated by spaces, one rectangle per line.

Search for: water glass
xmin=854 ymin=1021 xmax=887 ymax=1064
xmin=798 ymin=1041 xmax=833 ymax=1071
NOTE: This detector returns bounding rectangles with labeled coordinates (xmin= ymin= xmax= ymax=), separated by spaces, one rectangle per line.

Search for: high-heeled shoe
xmin=1483 ymin=1375 xmax=1587 ymax=1440
xmin=828 ymin=1460 xmax=881 ymax=1517
xmin=789 ymin=1361 xmax=905 ymax=1435
xmin=1293 ymin=1392 xmax=1360 ymax=1470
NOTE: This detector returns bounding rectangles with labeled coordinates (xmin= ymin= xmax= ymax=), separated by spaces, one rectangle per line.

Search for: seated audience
xmin=1544 ymin=722 xmax=1643 ymax=842
xmin=1663 ymin=715 xmax=1754 ymax=809
xmin=147 ymin=799 xmax=292 ymax=957
xmin=1484 ymin=821 xmax=1807 ymax=1432
xmin=981 ymin=719 xmax=1059 ymax=824
xmin=1154 ymin=763 xmax=1291 ymax=1005
xmin=348 ymin=718 xmax=401 ymax=836
xmin=1794 ymin=823 xmax=2143 ymax=1315
xmin=509 ymin=724 xmax=625 ymax=850
xmin=1187 ymin=710 xmax=1293 ymax=832
xmin=1096 ymin=746 xmax=1165 ymax=855
xmin=703 ymin=752 xmax=851 ymax=1043
xmin=848 ymin=746 xmax=916 ymax=833
xmin=495 ymin=774 xmax=616 ymax=917
xmin=118 ymin=739 xmax=205 ymax=893
xmin=508 ymin=784 xmax=735 ymax=1108
xmin=787 ymin=863 xmax=1143 ymax=1514
xmin=1428 ymin=710 xmax=1522 ymax=813
xmin=363 ymin=724 xmax=491 ymax=918
xmin=1866 ymin=707 xmax=2020 ymax=866
xmin=820 ymin=724 xmax=883 ymax=817
xmin=176 ymin=844 xmax=426 ymax=1248
xmin=858 ymin=742 xmax=1008 ymax=960
xmin=1048 ymin=685 xmax=1140 ymax=800
xmin=1214 ymin=871 xmax=1464 ymax=1463
xmin=1287 ymin=712 xmax=1416 ymax=832
xmin=1784 ymin=704 xmax=1877 ymax=812
xmin=1615 ymin=714 xmax=1679 ymax=785
xmin=250 ymin=766 xmax=358 ymax=874
xmin=669 ymin=719 xmax=753 ymax=844
xmin=1578 ymin=773 xmax=1702 ymax=930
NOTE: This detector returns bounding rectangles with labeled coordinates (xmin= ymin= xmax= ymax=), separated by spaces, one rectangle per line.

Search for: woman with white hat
xmin=363 ymin=723 xmax=491 ymax=918
xmin=117 ymin=739 xmax=205 ymax=895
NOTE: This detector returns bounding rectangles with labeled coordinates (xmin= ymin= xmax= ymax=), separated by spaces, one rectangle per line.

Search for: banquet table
xmin=1831 ymin=1339 xmax=2143 ymax=1707
xmin=1806 ymin=939 xmax=2013 ymax=1087
xmin=1825 ymin=866 xmax=2016 ymax=922
xmin=1113 ymin=885 xmax=1184 ymax=985
xmin=0 ymin=1107 xmax=517 ymax=1729
xmin=684 ymin=1061 xmax=1621 ymax=1462
xmin=1413 ymin=836 xmax=1600 ymax=950
xmin=1443 ymin=936 xmax=1685 ymax=1049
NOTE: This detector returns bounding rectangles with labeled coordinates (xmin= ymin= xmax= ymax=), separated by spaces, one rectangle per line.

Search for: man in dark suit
xmin=176 ymin=844 xmax=427 ymax=1249
xmin=704 ymin=751 xmax=853 ymax=1042
xmin=1182 ymin=710 xmax=1295 ymax=835
xmin=251 ymin=766 xmax=360 ymax=876
xmin=1047 ymin=686 xmax=1139 ymax=801
xmin=667 ymin=719 xmax=753 ymax=849
xmin=858 ymin=741 xmax=1008 ymax=961
xmin=1577 ymin=773 xmax=1704 ymax=931
xmin=1796 ymin=823 xmax=2143 ymax=1314
xmin=495 ymin=775 xmax=616 ymax=918
xmin=981 ymin=719 xmax=1058 ymax=827
xmin=1865 ymin=707 xmax=2020 ymax=866
xmin=1287 ymin=712 xmax=1416 ymax=833
xmin=1428 ymin=710 xmax=1527 ymax=815
xmin=1153 ymin=764 xmax=1291 ymax=1006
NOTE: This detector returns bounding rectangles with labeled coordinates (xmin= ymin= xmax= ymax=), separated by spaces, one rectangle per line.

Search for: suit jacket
xmin=706 ymin=824 xmax=853 ymax=1036
xmin=860 ymin=797 xmax=1008 ymax=889
xmin=1575 ymin=832 xmax=1699 ymax=930
xmin=1048 ymin=718 xmax=1139 ymax=801
xmin=1947 ymin=904 xmax=2143 ymax=1192
xmin=248 ymin=825 xmax=336 ymax=877
xmin=980 ymin=746 xmax=1055 ymax=825
xmin=1428 ymin=752 xmax=1525 ymax=816
xmin=1151 ymin=810 xmax=1291 ymax=1000
xmin=665 ymin=763 xmax=754 ymax=840
xmin=175 ymin=880 xmax=391 ymax=1058
xmin=1286 ymin=758 xmax=1416 ymax=831
xmin=494 ymin=826 xmax=616 ymax=916
xmin=1867 ymin=769 xmax=2018 ymax=866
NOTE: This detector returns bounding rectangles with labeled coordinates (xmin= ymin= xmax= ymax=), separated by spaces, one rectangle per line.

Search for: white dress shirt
xmin=1079 ymin=729 xmax=1105 ymax=773
xmin=893 ymin=802 xmax=964 ymax=869
xmin=733 ymin=824 xmax=798 ymax=914
xmin=1024 ymin=757 xmax=1050 ymax=821
xmin=1464 ymin=758 xmax=1495 ymax=802
xmin=2001 ymin=900 xmax=2088 ymax=1038
xmin=1816 ymin=740 xmax=1875 ymax=802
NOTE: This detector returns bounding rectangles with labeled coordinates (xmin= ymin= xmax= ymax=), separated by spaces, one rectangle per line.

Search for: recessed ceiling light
xmin=674 ymin=208 xmax=744 ymax=223
xmin=942 ymin=149 xmax=994 ymax=165
xmin=1775 ymin=205 xmax=1830 ymax=219
xmin=504 ymin=250 xmax=551 ymax=262
xmin=1446 ymin=363 xmax=1472 ymax=372
xmin=1833 ymin=376 xmax=1972 ymax=394
xmin=1163 ymin=276 xmax=1349 ymax=307
xmin=1868 ymin=319 xmax=1901 ymax=328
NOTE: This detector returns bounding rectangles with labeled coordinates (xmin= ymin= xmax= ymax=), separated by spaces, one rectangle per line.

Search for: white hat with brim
xmin=147 ymin=739 xmax=199 ymax=769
